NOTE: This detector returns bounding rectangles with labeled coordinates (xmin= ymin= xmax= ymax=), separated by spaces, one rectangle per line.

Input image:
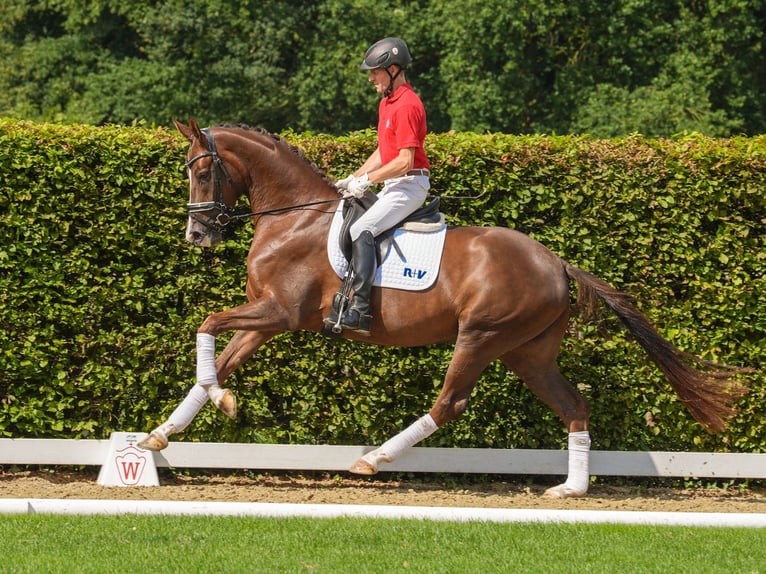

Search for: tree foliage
xmin=1 ymin=0 xmax=764 ymax=136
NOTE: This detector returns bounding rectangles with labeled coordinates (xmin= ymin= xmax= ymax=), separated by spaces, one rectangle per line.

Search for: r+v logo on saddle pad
xmin=403 ymin=267 xmax=428 ymax=280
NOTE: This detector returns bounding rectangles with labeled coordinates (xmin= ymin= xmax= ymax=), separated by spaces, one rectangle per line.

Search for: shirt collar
xmin=386 ymin=82 xmax=412 ymax=102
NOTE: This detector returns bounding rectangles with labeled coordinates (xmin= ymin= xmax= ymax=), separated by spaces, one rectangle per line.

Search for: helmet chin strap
xmin=384 ymin=66 xmax=403 ymax=97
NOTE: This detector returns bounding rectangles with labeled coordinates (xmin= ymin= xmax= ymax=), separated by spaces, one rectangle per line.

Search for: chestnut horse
xmin=140 ymin=119 xmax=747 ymax=498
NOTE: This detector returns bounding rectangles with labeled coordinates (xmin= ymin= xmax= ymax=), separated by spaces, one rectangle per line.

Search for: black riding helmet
xmin=360 ymin=37 xmax=412 ymax=71
xmin=360 ymin=37 xmax=412 ymax=96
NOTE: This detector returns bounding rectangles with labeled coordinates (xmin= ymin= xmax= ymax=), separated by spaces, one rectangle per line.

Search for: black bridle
xmin=185 ymin=128 xmax=249 ymax=233
xmin=185 ymin=128 xmax=341 ymax=232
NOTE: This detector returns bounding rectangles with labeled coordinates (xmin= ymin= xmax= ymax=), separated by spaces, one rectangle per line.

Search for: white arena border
xmin=3 ymin=438 xmax=766 ymax=478
xmin=0 ymin=498 xmax=764 ymax=527
xmin=3 ymin=437 xmax=765 ymax=527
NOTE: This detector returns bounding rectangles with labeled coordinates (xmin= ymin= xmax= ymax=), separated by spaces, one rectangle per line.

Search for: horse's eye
xmin=197 ymin=170 xmax=211 ymax=184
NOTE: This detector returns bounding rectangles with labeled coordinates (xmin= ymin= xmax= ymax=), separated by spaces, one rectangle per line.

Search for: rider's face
xmin=368 ymin=68 xmax=391 ymax=94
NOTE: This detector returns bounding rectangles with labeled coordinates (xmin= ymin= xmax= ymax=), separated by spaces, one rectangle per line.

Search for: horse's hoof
xmin=209 ymin=386 xmax=237 ymax=419
xmin=137 ymin=431 xmax=168 ymax=452
xmin=348 ymin=458 xmax=379 ymax=475
xmin=216 ymin=389 xmax=237 ymax=419
xmin=542 ymin=484 xmax=587 ymax=499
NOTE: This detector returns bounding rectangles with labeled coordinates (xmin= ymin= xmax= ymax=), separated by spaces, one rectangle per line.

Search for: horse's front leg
xmin=197 ymin=327 xmax=277 ymax=419
xmin=138 ymin=329 xmax=273 ymax=451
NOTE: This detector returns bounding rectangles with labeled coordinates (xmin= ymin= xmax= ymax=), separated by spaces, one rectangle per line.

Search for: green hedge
xmin=0 ymin=119 xmax=763 ymax=454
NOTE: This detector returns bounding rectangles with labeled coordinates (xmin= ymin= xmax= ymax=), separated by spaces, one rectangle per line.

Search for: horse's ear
xmin=188 ymin=118 xmax=210 ymax=150
xmin=173 ymin=118 xmax=208 ymax=149
xmin=173 ymin=119 xmax=194 ymax=142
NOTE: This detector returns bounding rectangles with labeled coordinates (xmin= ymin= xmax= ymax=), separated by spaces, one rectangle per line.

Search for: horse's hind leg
xmin=349 ymin=341 xmax=493 ymax=475
xmin=500 ymin=314 xmax=592 ymax=498
xmin=139 ymin=330 xmax=269 ymax=451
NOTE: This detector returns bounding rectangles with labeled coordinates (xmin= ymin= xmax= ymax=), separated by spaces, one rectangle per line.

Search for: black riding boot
xmin=341 ymin=230 xmax=376 ymax=332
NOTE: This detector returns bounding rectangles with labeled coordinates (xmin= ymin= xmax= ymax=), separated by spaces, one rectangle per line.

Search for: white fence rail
xmin=1 ymin=436 xmax=765 ymax=478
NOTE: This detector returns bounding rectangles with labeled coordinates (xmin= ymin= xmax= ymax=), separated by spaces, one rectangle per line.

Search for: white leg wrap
xmin=194 ymin=333 xmax=237 ymax=418
xmin=363 ymin=414 xmax=439 ymax=468
xmin=165 ymin=384 xmax=209 ymax=433
xmin=196 ymin=332 xmax=217 ymax=387
xmin=563 ymin=430 xmax=591 ymax=495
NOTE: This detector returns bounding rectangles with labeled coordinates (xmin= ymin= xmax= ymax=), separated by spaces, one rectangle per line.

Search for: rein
xmin=186 ymin=128 xmax=341 ymax=232
xmin=233 ymin=197 xmax=342 ymax=219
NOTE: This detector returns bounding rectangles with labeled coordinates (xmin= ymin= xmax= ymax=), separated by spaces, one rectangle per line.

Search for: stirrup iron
xmin=324 ymin=270 xmax=355 ymax=334
xmin=330 ymin=292 xmax=349 ymax=334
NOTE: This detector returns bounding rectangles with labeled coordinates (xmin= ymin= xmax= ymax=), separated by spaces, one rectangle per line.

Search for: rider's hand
xmin=346 ymin=173 xmax=371 ymax=198
xmin=335 ymin=174 xmax=354 ymax=190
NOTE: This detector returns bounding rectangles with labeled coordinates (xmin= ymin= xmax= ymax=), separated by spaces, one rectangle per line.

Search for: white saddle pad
xmin=327 ymin=201 xmax=447 ymax=291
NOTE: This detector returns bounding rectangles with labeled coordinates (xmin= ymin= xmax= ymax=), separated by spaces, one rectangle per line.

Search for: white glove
xmin=346 ymin=173 xmax=371 ymax=198
xmin=335 ymin=174 xmax=354 ymax=190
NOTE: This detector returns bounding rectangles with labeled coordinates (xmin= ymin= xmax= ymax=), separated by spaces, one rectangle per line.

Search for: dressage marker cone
xmin=97 ymin=432 xmax=159 ymax=487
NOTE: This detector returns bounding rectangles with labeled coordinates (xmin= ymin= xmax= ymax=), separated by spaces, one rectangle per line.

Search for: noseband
xmin=185 ymin=128 xmax=249 ymax=232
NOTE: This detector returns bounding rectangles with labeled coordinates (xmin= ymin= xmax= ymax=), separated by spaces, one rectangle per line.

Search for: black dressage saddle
xmin=337 ymin=193 xmax=443 ymax=263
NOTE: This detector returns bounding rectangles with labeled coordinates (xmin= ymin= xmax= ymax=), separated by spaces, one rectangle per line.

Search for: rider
xmin=329 ymin=37 xmax=431 ymax=333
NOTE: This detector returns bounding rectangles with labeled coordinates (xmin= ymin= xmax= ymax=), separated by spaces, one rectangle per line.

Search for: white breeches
xmin=349 ymin=175 xmax=430 ymax=241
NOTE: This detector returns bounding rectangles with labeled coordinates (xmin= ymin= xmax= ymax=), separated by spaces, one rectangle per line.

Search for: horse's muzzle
xmin=186 ymin=218 xmax=222 ymax=247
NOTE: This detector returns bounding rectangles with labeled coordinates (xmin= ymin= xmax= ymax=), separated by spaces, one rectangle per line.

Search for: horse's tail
xmin=562 ymin=261 xmax=750 ymax=433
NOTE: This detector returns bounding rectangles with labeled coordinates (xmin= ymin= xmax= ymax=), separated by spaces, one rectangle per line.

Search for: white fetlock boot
xmin=349 ymin=414 xmax=439 ymax=475
xmin=544 ymin=431 xmax=591 ymax=498
xmin=197 ymin=333 xmax=237 ymax=419
xmin=139 ymin=384 xmax=209 ymax=451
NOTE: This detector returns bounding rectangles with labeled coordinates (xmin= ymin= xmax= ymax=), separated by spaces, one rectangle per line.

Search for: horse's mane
xmin=216 ymin=124 xmax=338 ymax=191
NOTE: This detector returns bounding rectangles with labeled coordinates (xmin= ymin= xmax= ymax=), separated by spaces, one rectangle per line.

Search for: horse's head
xmin=174 ymin=118 xmax=241 ymax=247
xmin=175 ymin=118 xmax=343 ymax=248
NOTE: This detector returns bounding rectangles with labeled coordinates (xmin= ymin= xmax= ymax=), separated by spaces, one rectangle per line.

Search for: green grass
xmin=0 ymin=515 xmax=763 ymax=573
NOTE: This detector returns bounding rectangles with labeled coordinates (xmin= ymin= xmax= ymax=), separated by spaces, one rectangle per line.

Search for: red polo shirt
xmin=377 ymin=83 xmax=430 ymax=170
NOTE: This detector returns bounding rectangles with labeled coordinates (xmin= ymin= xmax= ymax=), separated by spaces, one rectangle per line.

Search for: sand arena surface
xmin=1 ymin=469 xmax=765 ymax=514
